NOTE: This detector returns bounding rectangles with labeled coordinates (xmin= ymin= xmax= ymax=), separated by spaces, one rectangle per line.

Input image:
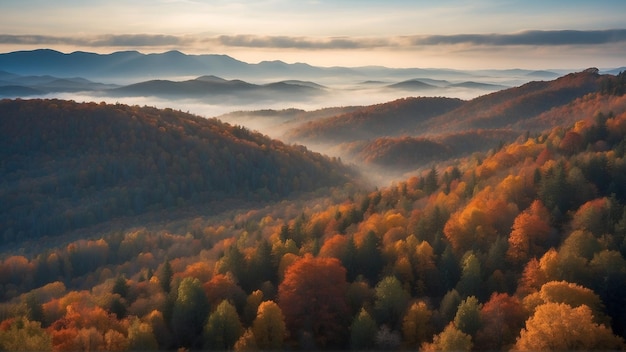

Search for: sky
xmin=1 ymin=0 xmax=625 ymax=69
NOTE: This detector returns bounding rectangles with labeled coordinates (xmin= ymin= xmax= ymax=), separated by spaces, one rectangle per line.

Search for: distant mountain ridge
xmin=108 ymin=76 xmax=324 ymax=99
xmin=1 ymin=49 xmax=618 ymax=83
xmin=0 ymin=70 xmax=118 ymax=97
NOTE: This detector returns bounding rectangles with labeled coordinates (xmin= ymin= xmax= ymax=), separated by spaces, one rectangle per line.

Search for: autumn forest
xmin=1 ymin=69 xmax=626 ymax=351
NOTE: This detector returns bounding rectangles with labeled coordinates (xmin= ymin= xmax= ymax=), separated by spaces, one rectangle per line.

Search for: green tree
xmin=350 ymin=308 xmax=377 ymax=350
xmin=128 ymin=317 xmax=158 ymax=351
xmin=358 ymin=231 xmax=384 ymax=284
xmin=171 ymin=277 xmax=210 ymax=348
xmin=438 ymin=289 xmax=462 ymax=326
xmin=456 ymin=252 xmax=482 ymax=298
xmin=159 ymin=259 xmax=173 ymax=293
xmin=453 ymin=296 xmax=482 ymax=336
xmin=112 ymin=275 xmax=129 ymax=298
xmin=374 ymin=276 xmax=410 ymax=329
xmin=204 ymin=300 xmax=244 ymax=350
xmin=25 ymin=292 xmax=44 ymax=323
xmin=424 ymin=167 xmax=439 ymax=195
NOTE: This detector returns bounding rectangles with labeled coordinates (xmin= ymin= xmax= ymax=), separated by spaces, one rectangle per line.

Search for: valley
xmin=1 ymin=48 xmax=626 ymax=350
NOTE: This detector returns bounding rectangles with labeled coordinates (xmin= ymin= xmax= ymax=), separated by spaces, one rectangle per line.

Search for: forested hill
xmin=0 ymin=99 xmax=354 ymax=242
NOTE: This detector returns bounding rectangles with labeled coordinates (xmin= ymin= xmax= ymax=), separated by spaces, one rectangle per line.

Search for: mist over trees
xmin=1 ymin=70 xmax=626 ymax=350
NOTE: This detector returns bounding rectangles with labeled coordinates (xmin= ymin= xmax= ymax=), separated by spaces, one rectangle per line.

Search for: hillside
xmin=425 ymin=68 xmax=607 ymax=132
xmin=286 ymin=97 xmax=464 ymax=143
xmin=281 ymin=70 xmax=626 ymax=178
xmin=0 ymin=99 xmax=354 ymax=242
xmin=2 ymin=93 xmax=626 ymax=351
xmin=339 ymin=129 xmax=521 ymax=172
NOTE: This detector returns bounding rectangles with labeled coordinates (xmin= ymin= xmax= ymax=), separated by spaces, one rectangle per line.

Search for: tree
xmin=514 ymin=303 xmax=624 ymax=350
xmin=204 ymin=300 xmax=244 ymax=350
xmin=127 ymin=317 xmax=158 ymax=351
xmin=25 ymin=292 xmax=44 ymax=323
xmin=474 ymin=293 xmax=525 ymax=351
xmin=350 ymin=308 xmax=377 ymax=350
xmin=158 ymin=259 xmax=173 ymax=293
xmin=112 ymin=275 xmax=129 ymax=298
xmin=171 ymin=277 xmax=210 ymax=348
xmin=357 ymin=231 xmax=384 ymax=284
xmin=528 ymin=281 xmax=609 ymax=325
xmin=424 ymin=167 xmax=439 ymax=195
xmin=0 ymin=317 xmax=52 ymax=351
xmin=421 ymin=323 xmax=473 ymax=351
xmin=437 ymin=289 xmax=462 ymax=327
xmin=234 ymin=329 xmax=258 ymax=351
xmin=456 ymin=252 xmax=482 ymax=299
xmin=401 ymin=301 xmax=433 ymax=349
xmin=506 ymin=200 xmax=552 ymax=265
xmin=252 ymin=301 xmax=286 ymax=350
xmin=453 ymin=296 xmax=482 ymax=336
xmin=203 ymin=273 xmax=247 ymax=312
xmin=373 ymin=276 xmax=410 ymax=329
xmin=278 ymin=255 xmax=349 ymax=349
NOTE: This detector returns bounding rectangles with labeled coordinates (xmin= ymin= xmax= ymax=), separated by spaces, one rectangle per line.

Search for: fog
xmin=31 ymin=78 xmax=522 ymax=187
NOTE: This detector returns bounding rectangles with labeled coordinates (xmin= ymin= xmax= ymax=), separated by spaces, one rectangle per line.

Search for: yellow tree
xmin=514 ymin=302 xmax=624 ymax=351
xmin=421 ymin=323 xmax=472 ymax=351
xmin=252 ymin=301 xmax=286 ymax=350
xmin=401 ymin=301 xmax=433 ymax=349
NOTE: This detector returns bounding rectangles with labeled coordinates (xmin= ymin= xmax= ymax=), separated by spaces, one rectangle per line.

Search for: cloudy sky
xmin=1 ymin=0 xmax=625 ymax=69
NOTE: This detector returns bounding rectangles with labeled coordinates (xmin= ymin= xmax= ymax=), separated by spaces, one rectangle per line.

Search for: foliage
xmin=277 ymin=255 xmax=349 ymax=348
xmin=203 ymin=300 xmax=243 ymax=350
xmin=514 ymin=302 xmax=624 ymax=350
xmin=2 ymin=74 xmax=626 ymax=350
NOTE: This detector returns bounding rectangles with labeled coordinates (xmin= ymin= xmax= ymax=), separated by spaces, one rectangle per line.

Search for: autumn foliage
xmin=2 ymin=71 xmax=626 ymax=350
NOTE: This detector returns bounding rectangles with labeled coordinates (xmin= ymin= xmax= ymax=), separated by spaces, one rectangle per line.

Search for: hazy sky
xmin=1 ymin=0 xmax=625 ymax=69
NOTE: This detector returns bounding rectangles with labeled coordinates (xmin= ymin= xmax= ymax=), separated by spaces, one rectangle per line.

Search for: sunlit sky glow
xmin=1 ymin=0 xmax=625 ymax=69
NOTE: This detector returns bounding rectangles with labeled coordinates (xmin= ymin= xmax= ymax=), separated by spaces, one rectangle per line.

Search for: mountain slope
xmin=0 ymin=99 xmax=354 ymax=242
xmin=425 ymin=68 xmax=606 ymax=132
xmin=286 ymin=97 xmax=464 ymax=143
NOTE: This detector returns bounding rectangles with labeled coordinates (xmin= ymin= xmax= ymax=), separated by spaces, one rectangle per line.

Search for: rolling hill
xmin=107 ymin=76 xmax=325 ymax=101
xmin=0 ymin=71 xmax=118 ymax=97
xmin=280 ymin=69 xmax=626 ymax=177
xmin=0 ymin=99 xmax=355 ymax=243
xmin=424 ymin=68 xmax=607 ymax=132
xmin=285 ymin=97 xmax=464 ymax=143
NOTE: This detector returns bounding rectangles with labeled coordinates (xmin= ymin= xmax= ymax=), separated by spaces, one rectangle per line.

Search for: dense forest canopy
xmin=1 ymin=70 xmax=626 ymax=350
xmin=0 ymin=99 xmax=354 ymax=243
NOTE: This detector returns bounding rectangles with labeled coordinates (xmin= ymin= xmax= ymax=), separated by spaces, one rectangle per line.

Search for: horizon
xmin=1 ymin=1 xmax=625 ymax=70
xmin=0 ymin=47 xmax=623 ymax=73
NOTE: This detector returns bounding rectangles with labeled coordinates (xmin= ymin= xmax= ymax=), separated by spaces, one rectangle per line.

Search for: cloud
xmin=215 ymin=35 xmax=391 ymax=49
xmin=0 ymin=34 xmax=189 ymax=47
xmin=412 ymin=29 xmax=626 ymax=46
xmin=1 ymin=29 xmax=625 ymax=51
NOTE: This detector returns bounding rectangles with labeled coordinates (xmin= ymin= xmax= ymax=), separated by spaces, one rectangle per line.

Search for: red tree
xmin=278 ymin=255 xmax=349 ymax=349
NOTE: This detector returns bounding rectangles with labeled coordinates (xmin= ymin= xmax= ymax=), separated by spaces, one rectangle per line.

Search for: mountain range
xmin=1 ymin=49 xmax=612 ymax=84
xmin=225 ymin=68 xmax=626 ymax=180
